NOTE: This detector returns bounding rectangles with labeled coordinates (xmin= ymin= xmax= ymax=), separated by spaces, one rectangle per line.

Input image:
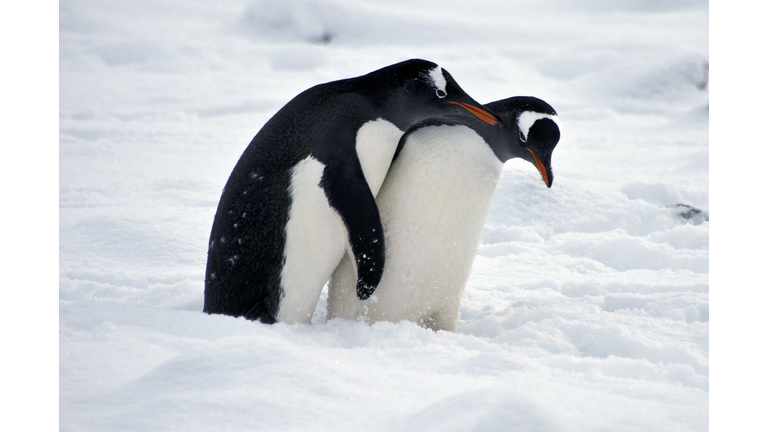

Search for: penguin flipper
xmin=320 ymin=158 xmax=385 ymax=300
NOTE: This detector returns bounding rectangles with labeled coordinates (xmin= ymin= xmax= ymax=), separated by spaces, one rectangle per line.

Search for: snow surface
xmin=59 ymin=0 xmax=709 ymax=430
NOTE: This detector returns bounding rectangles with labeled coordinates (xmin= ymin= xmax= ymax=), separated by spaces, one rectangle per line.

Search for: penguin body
xmin=326 ymin=97 xmax=560 ymax=331
xmin=203 ymin=59 xmax=502 ymax=324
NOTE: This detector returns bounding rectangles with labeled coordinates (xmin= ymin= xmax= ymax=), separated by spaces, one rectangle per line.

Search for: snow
xmin=56 ymin=0 xmax=712 ymax=430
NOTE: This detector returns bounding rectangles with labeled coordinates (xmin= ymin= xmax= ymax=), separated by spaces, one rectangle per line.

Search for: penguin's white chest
xmin=277 ymin=119 xmax=402 ymax=323
xmin=354 ymin=118 xmax=404 ymax=196
xmin=328 ymin=125 xmax=503 ymax=331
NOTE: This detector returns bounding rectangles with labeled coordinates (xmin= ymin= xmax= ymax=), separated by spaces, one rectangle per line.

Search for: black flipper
xmin=320 ymin=157 xmax=385 ymax=300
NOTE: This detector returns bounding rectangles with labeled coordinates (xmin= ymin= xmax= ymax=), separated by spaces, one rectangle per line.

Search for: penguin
xmin=326 ymin=96 xmax=560 ymax=331
xmin=204 ymin=59 xmax=503 ymax=324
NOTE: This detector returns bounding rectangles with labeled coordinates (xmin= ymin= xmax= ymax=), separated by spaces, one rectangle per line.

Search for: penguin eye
xmin=436 ymin=89 xmax=447 ymax=98
xmin=519 ymin=131 xmax=527 ymax=143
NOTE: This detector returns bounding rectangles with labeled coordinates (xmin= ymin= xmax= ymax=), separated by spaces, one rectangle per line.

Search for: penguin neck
xmin=480 ymin=122 xmax=522 ymax=163
xmin=439 ymin=115 xmax=527 ymax=164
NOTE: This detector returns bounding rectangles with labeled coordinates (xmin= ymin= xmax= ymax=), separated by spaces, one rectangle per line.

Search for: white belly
xmin=327 ymin=125 xmax=503 ymax=331
xmin=278 ymin=156 xmax=346 ymax=323
xmin=277 ymin=119 xmax=402 ymax=323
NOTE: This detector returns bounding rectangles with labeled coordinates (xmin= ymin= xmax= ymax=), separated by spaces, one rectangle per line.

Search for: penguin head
xmin=366 ymin=59 xmax=502 ymax=128
xmin=421 ymin=64 xmax=503 ymax=126
xmin=485 ymin=96 xmax=560 ymax=188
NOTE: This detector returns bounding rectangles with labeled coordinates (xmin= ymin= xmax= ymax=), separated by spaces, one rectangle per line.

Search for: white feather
xmin=518 ymin=111 xmax=559 ymax=141
xmin=428 ymin=66 xmax=447 ymax=94
xmin=355 ymin=118 xmax=404 ymax=196
xmin=328 ymin=125 xmax=503 ymax=331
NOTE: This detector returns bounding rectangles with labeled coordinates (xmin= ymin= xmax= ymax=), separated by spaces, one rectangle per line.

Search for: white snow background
xmin=53 ymin=0 xmax=718 ymax=430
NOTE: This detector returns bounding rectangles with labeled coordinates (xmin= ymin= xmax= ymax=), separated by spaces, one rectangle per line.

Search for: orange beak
xmin=526 ymin=148 xmax=550 ymax=187
xmin=448 ymin=101 xmax=502 ymax=126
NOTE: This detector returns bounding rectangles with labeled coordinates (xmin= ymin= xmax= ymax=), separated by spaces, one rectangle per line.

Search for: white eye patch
xmin=518 ymin=111 xmax=559 ymax=141
xmin=428 ymin=66 xmax=448 ymax=95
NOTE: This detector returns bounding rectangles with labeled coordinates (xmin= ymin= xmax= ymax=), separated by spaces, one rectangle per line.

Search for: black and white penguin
xmin=204 ymin=59 xmax=503 ymax=324
xmin=326 ymin=96 xmax=560 ymax=331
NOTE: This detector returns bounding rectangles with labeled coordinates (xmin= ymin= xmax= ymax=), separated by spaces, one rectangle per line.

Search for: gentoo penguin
xmin=326 ymin=96 xmax=560 ymax=331
xmin=204 ymin=59 xmax=502 ymax=324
